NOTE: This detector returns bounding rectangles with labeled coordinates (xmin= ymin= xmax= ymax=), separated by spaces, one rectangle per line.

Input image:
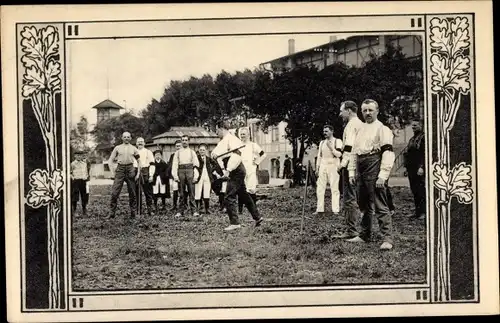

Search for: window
xmin=272 ymin=126 xmax=279 ymax=142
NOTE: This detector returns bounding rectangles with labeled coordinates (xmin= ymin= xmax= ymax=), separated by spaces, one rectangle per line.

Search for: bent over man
xmin=108 ymin=132 xmax=140 ymax=218
xmin=212 ymin=120 xmax=263 ymax=231
xmin=347 ymin=99 xmax=396 ymax=250
xmin=237 ymin=127 xmax=266 ymax=214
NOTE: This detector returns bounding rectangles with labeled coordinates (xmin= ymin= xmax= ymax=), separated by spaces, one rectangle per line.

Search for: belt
xmin=179 ymin=164 xmax=194 ymax=169
xmin=117 ymin=163 xmax=133 ymax=166
xmin=358 ymin=151 xmax=381 ymax=158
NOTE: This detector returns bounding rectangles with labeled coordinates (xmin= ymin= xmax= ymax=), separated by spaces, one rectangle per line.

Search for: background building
xmin=253 ymin=34 xmax=423 ymax=177
xmin=145 ymin=126 xmax=219 ymax=161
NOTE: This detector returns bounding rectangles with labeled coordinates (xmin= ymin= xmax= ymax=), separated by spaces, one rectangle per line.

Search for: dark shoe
xmin=130 ymin=210 xmax=136 ymax=218
xmin=82 ymin=208 xmax=87 ymax=216
xmin=109 ymin=211 xmax=116 ymax=219
xmin=255 ymin=218 xmax=264 ymax=227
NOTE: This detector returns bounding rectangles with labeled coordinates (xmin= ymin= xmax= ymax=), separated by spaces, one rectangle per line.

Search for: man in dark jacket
xmin=194 ymin=144 xmax=218 ymax=214
xmin=404 ymin=118 xmax=426 ymax=220
xmin=152 ymin=149 xmax=170 ymax=213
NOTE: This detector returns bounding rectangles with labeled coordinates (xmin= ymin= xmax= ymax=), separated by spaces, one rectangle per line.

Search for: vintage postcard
xmin=2 ymin=1 xmax=498 ymax=321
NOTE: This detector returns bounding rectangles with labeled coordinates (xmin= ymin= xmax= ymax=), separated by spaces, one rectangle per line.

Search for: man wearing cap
xmin=237 ymin=127 xmax=266 ymax=214
xmin=172 ymin=135 xmax=200 ymax=218
xmin=211 ymin=120 xmax=263 ymax=231
xmin=133 ymin=137 xmax=155 ymax=216
xmin=151 ymin=149 xmax=170 ymax=214
xmin=108 ymin=132 xmax=141 ymax=218
xmin=70 ymin=150 xmax=91 ymax=216
xmin=335 ymin=100 xmax=364 ymax=239
xmin=347 ymin=99 xmax=396 ymax=250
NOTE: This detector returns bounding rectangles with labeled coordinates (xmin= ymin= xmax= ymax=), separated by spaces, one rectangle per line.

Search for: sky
xmin=68 ymin=33 xmax=349 ymax=127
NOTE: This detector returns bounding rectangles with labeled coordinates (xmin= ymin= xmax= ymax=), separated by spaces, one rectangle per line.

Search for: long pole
xmin=300 ymin=161 xmax=310 ymax=235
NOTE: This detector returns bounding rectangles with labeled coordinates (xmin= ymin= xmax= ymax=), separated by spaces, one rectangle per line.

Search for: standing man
xmin=172 ymin=135 xmax=200 ymax=218
xmin=108 ymin=132 xmax=140 ymax=218
xmin=134 ymin=137 xmax=155 ymax=216
xmin=194 ymin=144 xmax=217 ymax=214
xmin=167 ymin=140 xmax=182 ymax=211
xmin=275 ymin=156 xmax=281 ymax=178
xmin=347 ymin=99 xmax=396 ymax=250
xmin=283 ymin=155 xmax=293 ymax=179
xmin=404 ymin=118 xmax=426 ymax=220
xmin=211 ymin=120 xmax=263 ymax=231
xmin=335 ymin=100 xmax=364 ymax=239
xmin=70 ymin=150 xmax=91 ymax=216
xmin=315 ymin=125 xmax=343 ymax=216
xmin=237 ymin=127 xmax=266 ymax=214
xmin=152 ymin=149 xmax=170 ymax=214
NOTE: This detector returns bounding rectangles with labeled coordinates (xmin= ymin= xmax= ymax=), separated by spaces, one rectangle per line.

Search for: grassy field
xmin=71 ymin=184 xmax=427 ymax=290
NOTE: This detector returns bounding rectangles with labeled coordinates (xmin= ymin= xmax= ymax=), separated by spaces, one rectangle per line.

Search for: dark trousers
xmin=357 ymin=154 xmax=393 ymax=244
xmin=135 ymin=167 xmax=153 ymax=212
xmin=386 ymin=183 xmax=395 ymax=211
xmin=71 ymin=179 xmax=89 ymax=210
xmin=225 ymin=165 xmax=261 ymax=225
xmin=178 ymin=166 xmax=197 ymax=214
xmin=342 ymin=168 xmax=359 ymax=236
xmin=408 ymin=171 xmax=426 ymax=216
xmin=110 ymin=164 xmax=137 ymax=213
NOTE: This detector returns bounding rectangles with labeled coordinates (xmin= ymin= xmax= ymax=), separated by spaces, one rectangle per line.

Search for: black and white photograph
xmin=2 ymin=1 xmax=498 ymax=321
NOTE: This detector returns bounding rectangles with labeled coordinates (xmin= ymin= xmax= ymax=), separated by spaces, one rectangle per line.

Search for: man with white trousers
xmin=238 ymin=127 xmax=266 ymax=213
xmin=315 ymin=124 xmax=343 ymax=215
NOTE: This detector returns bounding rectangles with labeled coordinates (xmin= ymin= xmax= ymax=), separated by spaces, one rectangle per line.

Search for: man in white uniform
xmin=237 ymin=127 xmax=266 ymax=213
xmin=347 ymin=99 xmax=396 ymax=250
xmin=212 ymin=120 xmax=263 ymax=231
xmin=133 ymin=137 xmax=156 ymax=216
xmin=315 ymin=125 xmax=343 ymax=215
xmin=335 ymin=101 xmax=364 ymax=239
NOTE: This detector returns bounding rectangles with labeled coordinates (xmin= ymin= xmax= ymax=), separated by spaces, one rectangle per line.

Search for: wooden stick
xmin=300 ymin=161 xmax=310 ymax=235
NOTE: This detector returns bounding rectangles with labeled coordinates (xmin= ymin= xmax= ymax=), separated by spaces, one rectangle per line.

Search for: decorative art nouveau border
xmin=16 ymin=13 xmax=477 ymax=312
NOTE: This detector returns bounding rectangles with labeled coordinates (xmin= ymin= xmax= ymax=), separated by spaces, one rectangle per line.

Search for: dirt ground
xmin=71 ymin=185 xmax=427 ymax=290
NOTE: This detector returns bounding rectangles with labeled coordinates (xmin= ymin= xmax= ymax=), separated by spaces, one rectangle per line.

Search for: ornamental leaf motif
xmin=433 ymin=163 xmax=449 ymax=191
xmin=448 ymin=162 xmax=473 ymax=204
xmin=25 ymin=169 xmax=64 ymax=209
xmin=429 ymin=18 xmax=451 ymax=54
xmin=447 ymin=55 xmax=471 ymax=94
xmin=450 ymin=17 xmax=470 ymax=58
xmin=430 ymin=54 xmax=448 ymax=93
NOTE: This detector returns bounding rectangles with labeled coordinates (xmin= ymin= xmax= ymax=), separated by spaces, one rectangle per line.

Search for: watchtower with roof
xmin=91 ymin=99 xmax=124 ymax=124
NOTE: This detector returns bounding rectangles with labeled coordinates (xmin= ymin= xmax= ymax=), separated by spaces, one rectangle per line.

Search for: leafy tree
xmin=70 ymin=115 xmax=92 ymax=153
xmin=91 ymin=112 xmax=147 ymax=147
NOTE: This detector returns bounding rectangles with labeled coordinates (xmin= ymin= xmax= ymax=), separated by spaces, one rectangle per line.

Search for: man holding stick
xmin=134 ymin=137 xmax=155 ymax=216
xmin=108 ymin=132 xmax=140 ymax=219
xmin=335 ymin=100 xmax=364 ymax=239
xmin=347 ymin=99 xmax=396 ymax=250
xmin=211 ymin=120 xmax=263 ymax=231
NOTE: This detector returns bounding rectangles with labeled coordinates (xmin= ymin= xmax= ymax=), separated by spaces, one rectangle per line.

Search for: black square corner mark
xmin=67 ymin=24 xmax=79 ymax=36
xmin=71 ymin=297 xmax=84 ymax=308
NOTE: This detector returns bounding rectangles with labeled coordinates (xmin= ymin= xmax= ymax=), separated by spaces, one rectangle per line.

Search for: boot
xmin=204 ymin=198 xmax=210 ymax=215
xmin=82 ymin=206 xmax=87 ymax=217
xmin=171 ymin=191 xmax=178 ymax=211
xmin=195 ymin=199 xmax=201 ymax=213
xmin=161 ymin=198 xmax=166 ymax=211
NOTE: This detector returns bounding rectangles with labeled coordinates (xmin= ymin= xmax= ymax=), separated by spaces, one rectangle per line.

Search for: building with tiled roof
xmin=145 ymin=126 xmax=219 ymax=160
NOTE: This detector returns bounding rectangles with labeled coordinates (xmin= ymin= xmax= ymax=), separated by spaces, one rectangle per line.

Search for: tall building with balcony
xmin=252 ymin=35 xmax=423 ymax=177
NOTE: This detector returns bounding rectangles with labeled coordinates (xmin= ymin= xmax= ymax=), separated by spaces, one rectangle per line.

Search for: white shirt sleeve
xmin=378 ymin=125 xmax=395 ymax=180
xmin=172 ymin=151 xmax=179 ymax=179
xmin=226 ymin=135 xmax=243 ymax=172
xmin=340 ymin=122 xmax=357 ymax=168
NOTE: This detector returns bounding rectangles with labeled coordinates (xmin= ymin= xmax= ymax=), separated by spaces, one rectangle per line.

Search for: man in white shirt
xmin=211 ymin=120 xmax=264 ymax=231
xmin=237 ymin=127 xmax=266 ymax=214
xmin=315 ymin=124 xmax=343 ymax=215
xmin=335 ymin=101 xmax=364 ymax=239
xmin=347 ymin=99 xmax=396 ymax=250
xmin=172 ymin=135 xmax=200 ymax=218
xmin=134 ymin=137 xmax=156 ymax=216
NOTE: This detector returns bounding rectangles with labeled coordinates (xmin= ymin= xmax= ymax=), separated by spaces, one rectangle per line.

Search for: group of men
xmin=71 ymin=98 xmax=425 ymax=250
xmin=97 ymin=120 xmax=265 ymax=231
xmin=313 ymin=99 xmax=425 ymax=251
